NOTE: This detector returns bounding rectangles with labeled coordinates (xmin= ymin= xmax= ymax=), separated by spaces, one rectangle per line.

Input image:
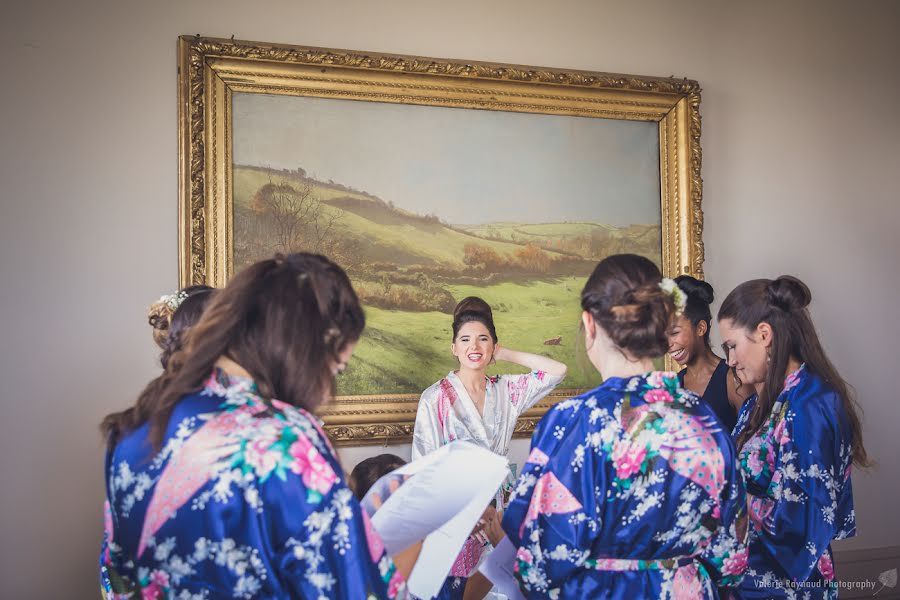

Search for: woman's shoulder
xmin=546 ymin=382 xmax=617 ymax=416
xmin=783 ymin=367 xmax=844 ymax=423
xmin=419 ymin=374 xmax=455 ymax=402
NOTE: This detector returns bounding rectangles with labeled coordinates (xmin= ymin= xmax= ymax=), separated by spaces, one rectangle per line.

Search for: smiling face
xmin=718 ymin=318 xmax=771 ymax=385
xmin=667 ymin=314 xmax=707 ymax=366
xmin=452 ymin=321 xmax=495 ymax=371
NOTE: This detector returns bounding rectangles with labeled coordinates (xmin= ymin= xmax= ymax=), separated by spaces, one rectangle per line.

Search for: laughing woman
xmin=412 ymin=297 xmax=567 ymax=462
xmin=412 ymin=296 xmax=567 ymax=595
xmin=667 ymin=275 xmax=748 ymax=432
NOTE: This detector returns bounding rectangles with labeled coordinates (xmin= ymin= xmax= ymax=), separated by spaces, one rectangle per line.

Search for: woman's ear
xmin=696 ymin=319 xmax=709 ymax=338
xmin=582 ymin=310 xmax=596 ymax=348
xmin=756 ymin=322 xmax=773 ymax=348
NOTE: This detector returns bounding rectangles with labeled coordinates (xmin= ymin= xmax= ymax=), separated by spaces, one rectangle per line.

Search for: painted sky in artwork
xmin=233 ymin=92 xmax=660 ymax=227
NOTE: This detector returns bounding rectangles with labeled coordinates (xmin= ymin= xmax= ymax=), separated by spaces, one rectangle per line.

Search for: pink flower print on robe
xmin=138 ymin=406 xmax=254 ymax=557
xmin=243 ymin=428 xmax=281 ymax=479
xmin=611 ymin=438 xmax=648 ymax=480
xmin=288 ymin=437 xmax=338 ymax=497
xmin=646 ymin=371 xmax=669 ymax=388
xmin=437 ymin=379 xmax=459 ymax=440
xmin=747 ymin=449 xmax=766 ymax=477
xmin=772 ymin=417 xmax=790 ymax=447
xmin=142 ymin=570 xmax=170 ymax=600
xmin=361 ymin=510 xmax=386 ymax=563
xmin=519 ymin=471 xmax=583 ymax=537
xmin=818 ymin=552 xmax=835 ymax=581
xmin=388 ymin=569 xmax=406 ymax=597
xmin=748 ymin=495 xmax=775 ymax=532
xmin=644 ymin=388 xmax=675 ymax=404
xmin=722 ymin=548 xmax=749 ymax=576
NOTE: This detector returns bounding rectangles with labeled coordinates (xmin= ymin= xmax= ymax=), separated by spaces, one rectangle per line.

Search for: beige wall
xmin=2 ymin=0 xmax=898 ymax=596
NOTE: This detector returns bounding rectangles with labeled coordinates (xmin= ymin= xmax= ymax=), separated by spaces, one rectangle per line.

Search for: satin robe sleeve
xmin=411 ymin=386 xmax=441 ymax=461
xmin=753 ymin=389 xmax=855 ymax=583
xmin=501 ymin=370 xmax=565 ymax=416
xmin=697 ymin=433 xmax=750 ymax=588
xmin=501 ymin=403 xmax=598 ymax=594
xmin=268 ymin=477 xmax=403 ymax=599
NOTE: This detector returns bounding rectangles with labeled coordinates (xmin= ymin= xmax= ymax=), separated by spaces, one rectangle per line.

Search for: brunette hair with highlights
xmin=102 ymin=253 xmax=365 ymax=450
xmin=719 ymin=276 xmax=869 ymax=468
xmin=581 ymin=254 xmax=675 ymax=359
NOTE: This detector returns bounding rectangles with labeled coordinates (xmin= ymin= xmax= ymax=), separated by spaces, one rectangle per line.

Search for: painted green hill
xmin=232 ymin=164 xmax=664 ymax=395
xmin=234 ymin=165 xmax=576 ymax=269
xmin=459 ymin=220 xmax=661 ymax=263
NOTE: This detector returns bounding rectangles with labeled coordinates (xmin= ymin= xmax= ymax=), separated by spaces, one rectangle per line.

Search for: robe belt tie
xmin=585 ymin=555 xmax=698 ymax=571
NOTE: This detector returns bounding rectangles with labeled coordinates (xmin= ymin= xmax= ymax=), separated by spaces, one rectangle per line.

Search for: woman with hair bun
xmin=413 ymin=296 xmax=567 ymax=462
xmin=147 ymin=285 xmax=215 ymax=351
xmin=719 ymin=276 xmax=869 ymax=599
xmin=502 ymin=254 xmax=748 ymax=599
xmin=157 ymin=286 xmax=215 ymax=369
xmin=668 ymin=275 xmax=746 ymax=433
xmin=412 ymin=296 xmax=567 ymax=595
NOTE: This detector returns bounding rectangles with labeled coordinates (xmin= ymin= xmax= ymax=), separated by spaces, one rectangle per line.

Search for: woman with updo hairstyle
xmin=158 ymin=286 xmax=215 ymax=369
xmin=502 ymin=254 xmax=748 ymax=599
xmin=100 ymin=253 xmax=420 ymax=600
xmin=147 ymin=285 xmax=214 ymax=350
xmin=412 ymin=296 xmax=567 ymax=596
xmin=719 ymin=276 xmax=869 ymax=599
xmin=668 ymin=276 xmax=747 ymax=432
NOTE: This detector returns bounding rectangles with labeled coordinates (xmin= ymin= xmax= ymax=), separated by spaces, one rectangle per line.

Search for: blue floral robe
xmin=731 ymin=365 xmax=856 ymax=599
xmin=502 ymin=371 xmax=749 ymax=599
xmin=100 ymin=369 xmax=404 ymax=599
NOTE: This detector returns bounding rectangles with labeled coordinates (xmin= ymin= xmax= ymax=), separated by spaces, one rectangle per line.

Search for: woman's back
xmin=502 ymin=371 xmax=748 ymax=598
xmin=102 ymin=369 xmax=400 ymax=599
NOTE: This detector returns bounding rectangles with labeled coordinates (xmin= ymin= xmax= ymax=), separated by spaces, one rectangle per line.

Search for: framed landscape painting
xmin=178 ymin=36 xmax=705 ymax=444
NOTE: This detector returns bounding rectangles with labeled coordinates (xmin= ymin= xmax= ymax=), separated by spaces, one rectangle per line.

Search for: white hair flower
xmin=659 ymin=278 xmax=687 ymax=315
xmin=158 ymin=290 xmax=189 ymax=312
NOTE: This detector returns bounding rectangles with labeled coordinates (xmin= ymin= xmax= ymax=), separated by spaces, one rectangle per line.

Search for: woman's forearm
xmin=495 ymin=346 xmax=567 ymax=376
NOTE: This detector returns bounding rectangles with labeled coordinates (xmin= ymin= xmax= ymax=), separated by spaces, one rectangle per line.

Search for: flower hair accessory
xmin=659 ymin=278 xmax=687 ymax=315
xmin=158 ymin=290 xmax=189 ymax=312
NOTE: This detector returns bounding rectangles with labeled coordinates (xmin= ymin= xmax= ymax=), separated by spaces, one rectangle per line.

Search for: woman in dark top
xmin=668 ymin=275 xmax=746 ymax=432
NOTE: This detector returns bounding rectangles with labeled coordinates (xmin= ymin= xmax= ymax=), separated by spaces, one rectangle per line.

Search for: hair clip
xmin=158 ymin=291 xmax=189 ymax=312
xmin=659 ymin=278 xmax=687 ymax=315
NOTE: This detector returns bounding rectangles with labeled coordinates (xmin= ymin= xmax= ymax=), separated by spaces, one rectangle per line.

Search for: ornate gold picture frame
xmin=177 ymin=35 xmax=704 ymax=445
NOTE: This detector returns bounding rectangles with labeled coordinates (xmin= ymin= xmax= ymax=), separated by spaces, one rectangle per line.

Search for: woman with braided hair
xmin=502 ymin=254 xmax=748 ymax=599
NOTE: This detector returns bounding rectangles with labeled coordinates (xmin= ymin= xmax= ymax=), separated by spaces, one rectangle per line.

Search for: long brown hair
xmin=719 ymin=276 xmax=870 ymax=468
xmin=101 ymin=253 xmax=365 ymax=450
